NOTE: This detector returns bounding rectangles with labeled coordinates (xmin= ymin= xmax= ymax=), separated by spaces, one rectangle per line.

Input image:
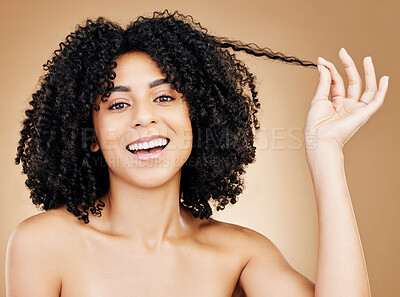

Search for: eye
xmin=109 ymin=102 xmax=129 ymax=110
xmin=155 ymin=95 xmax=175 ymax=103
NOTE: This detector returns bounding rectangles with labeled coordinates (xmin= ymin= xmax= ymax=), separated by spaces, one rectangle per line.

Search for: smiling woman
xmin=90 ymin=51 xmax=194 ymax=188
xmin=6 ymin=8 xmax=387 ymax=297
xmin=12 ymin=10 xmax=315 ymax=225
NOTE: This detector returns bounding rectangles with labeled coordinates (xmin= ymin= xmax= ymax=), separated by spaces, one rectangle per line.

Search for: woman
xmin=6 ymin=10 xmax=388 ymax=297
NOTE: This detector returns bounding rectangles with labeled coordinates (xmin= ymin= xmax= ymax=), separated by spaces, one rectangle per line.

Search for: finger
xmin=318 ymin=57 xmax=346 ymax=99
xmin=339 ymin=48 xmax=362 ymax=101
xmin=359 ymin=56 xmax=377 ymax=104
xmin=312 ymin=62 xmax=332 ymax=104
xmin=364 ymin=76 xmax=389 ymax=116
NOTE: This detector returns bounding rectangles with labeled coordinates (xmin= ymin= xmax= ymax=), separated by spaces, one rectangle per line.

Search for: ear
xmin=90 ymin=139 xmax=100 ymax=153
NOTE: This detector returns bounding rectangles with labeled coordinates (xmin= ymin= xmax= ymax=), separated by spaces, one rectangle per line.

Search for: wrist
xmin=305 ymin=142 xmax=344 ymax=166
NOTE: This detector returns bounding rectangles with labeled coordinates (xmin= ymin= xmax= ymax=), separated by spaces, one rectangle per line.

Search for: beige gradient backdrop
xmin=1 ymin=0 xmax=399 ymax=296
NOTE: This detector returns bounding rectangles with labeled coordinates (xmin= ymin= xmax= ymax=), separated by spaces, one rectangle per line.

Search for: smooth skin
xmin=6 ymin=49 xmax=388 ymax=297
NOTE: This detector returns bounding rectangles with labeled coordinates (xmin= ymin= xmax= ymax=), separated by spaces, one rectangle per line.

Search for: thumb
xmin=312 ymin=59 xmax=332 ymax=103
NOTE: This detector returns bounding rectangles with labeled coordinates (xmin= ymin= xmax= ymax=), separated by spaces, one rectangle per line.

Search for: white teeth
xmin=128 ymin=138 xmax=168 ymax=151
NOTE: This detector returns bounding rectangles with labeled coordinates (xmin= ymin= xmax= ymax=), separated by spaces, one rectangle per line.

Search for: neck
xmin=94 ymin=169 xmax=194 ymax=249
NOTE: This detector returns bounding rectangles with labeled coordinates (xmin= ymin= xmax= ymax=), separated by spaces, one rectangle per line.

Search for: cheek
xmin=171 ymin=112 xmax=193 ymax=150
xmin=182 ymin=120 xmax=193 ymax=150
xmin=93 ymin=117 xmax=130 ymax=151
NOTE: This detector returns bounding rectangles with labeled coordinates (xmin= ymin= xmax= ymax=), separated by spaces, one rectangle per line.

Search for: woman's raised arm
xmin=304 ymin=48 xmax=389 ymax=297
xmin=238 ymin=48 xmax=389 ymax=297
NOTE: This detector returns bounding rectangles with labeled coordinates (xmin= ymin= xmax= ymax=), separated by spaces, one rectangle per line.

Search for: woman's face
xmin=91 ymin=51 xmax=193 ymax=188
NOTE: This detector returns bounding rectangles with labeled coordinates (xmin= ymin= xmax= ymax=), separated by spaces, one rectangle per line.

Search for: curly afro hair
xmin=15 ymin=10 xmax=316 ymax=223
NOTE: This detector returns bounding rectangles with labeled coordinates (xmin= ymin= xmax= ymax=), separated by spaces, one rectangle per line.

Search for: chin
xmin=117 ymin=165 xmax=183 ymax=188
xmin=132 ymin=173 xmax=180 ymax=189
xmin=105 ymin=148 xmax=191 ymax=187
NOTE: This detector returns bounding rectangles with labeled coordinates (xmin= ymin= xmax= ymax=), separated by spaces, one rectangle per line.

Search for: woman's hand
xmin=304 ymin=48 xmax=389 ymax=153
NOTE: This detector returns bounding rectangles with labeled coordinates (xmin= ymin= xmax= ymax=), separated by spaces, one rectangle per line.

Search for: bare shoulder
xmin=205 ymin=218 xmax=315 ymax=297
xmin=203 ymin=218 xmax=285 ymax=261
xmin=5 ymin=207 xmax=75 ymax=296
xmin=12 ymin=206 xmax=80 ymax=239
xmin=7 ymin=206 xmax=79 ymax=265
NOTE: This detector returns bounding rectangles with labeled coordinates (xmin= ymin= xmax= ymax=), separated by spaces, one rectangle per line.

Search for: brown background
xmin=1 ymin=0 xmax=399 ymax=296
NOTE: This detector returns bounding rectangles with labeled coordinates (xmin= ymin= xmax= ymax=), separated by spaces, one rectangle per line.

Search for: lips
xmin=126 ymin=135 xmax=169 ymax=147
xmin=125 ymin=135 xmax=170 ymax=158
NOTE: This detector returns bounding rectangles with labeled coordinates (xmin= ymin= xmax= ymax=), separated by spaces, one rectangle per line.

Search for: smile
xmin=126 ymin=138 xmax=170 ymax=161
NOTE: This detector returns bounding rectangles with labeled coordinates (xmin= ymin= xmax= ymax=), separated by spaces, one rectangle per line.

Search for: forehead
xmin=113 ymin=51 xmax=164 ymax=81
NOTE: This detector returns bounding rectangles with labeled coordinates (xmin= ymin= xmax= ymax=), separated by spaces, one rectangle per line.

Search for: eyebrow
xmin=109 ymin=78 xmax=169 ymax=94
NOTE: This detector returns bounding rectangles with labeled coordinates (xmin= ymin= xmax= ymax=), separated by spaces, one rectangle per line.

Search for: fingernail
xmin=318 ymin=56 xmax=327 ymax=64
xmin=340 ymin=47 xmax=348 ymax=55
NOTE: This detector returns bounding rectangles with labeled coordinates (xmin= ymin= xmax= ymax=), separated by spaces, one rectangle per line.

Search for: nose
xmin=131 ymin=99 xmax=158 ymax=128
